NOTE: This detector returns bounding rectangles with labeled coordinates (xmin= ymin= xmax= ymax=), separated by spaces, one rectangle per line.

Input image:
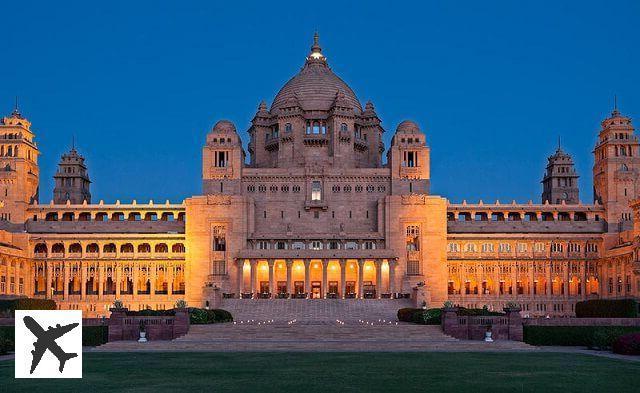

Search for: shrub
xmin=0 ymin=331 xmax=14 ymax=355
xmin=612 ymin=333 xmax=640 ymax=355
xmin=457 ymin=307 xmax=504 ymax=317
xmin=524 ymin=326 xmax=640 ymax=349
xmin=125 ymin=309 xmax=176 ymax=317
xmin=175 ymin=299 xmax=188 ymax=309
xmin=575 ymin=299 xmax=639 ymax=318
xmin=82 ymin=326 xmax=108 ymax=347
xmin=188 ymin=308 xmax=233 ymax=324
xmin=0 ymin=298 xmax=56 ymax=315
xmin=398 ymin=308 xmax=422 ymax=322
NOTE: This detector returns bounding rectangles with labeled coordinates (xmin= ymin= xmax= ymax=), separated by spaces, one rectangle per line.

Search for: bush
xmin=0 ymin=298 xmax=56 ymax=315
xmin=398 ymin=308 xmax=442 ymax=325
xmin=524 ymin=326 xmax=640 ymax=349
xmin=125 ymin=309 xmax=176 ymax=317
xmin=457 ymin=307 xmax=504 ymax=317
xmin=83 ymin=326 xmax=108 ymax=347
xmin=575 ymin=299 xmax=639 ymax=318
xmin=612 ymin=333 xmax=640 ymax=355
xmin=188 ymin=308 xmax=233 ymax=324
xmin=0 ymin=330 xmax=14 ymax=355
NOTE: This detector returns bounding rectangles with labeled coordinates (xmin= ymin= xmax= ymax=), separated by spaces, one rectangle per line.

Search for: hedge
xmin=0 ymin=326 xmax=14 ymax=355
xmin=189 ymin=308 xmax=233 ymax=324
xmin=575 ymin=299 xmax=639 ymax=318
xmin=0 ymin=325 xmax=107 ymax=351
xmin=457 ymin=307 xmax=504 ymax=317
xmin=397 ymin=308 xmax=442 ymax=325
xmin=524 ymin=326 xmax=640 ymax=349
xmin=612 ymin=333 xmax=640 ymax=355
xmin=0 ymin=299 xmax=56 ymax=315
xmin=125 ymin=309 xmax=176 ymax=317
xmin=83 ymin=326 xmax=108 ymax=347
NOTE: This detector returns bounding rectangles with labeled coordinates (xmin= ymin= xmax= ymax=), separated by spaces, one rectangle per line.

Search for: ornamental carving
xmin=401 ymin=194 xmax=427 ymax=205
xmin=207 ymin=195 xmax=232 ymax=205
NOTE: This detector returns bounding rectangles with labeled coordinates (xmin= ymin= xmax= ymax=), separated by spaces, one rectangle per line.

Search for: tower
xmin=541 ymin=142 xmax=580 ymax=204
xmin=387 ymin=120 xmax=431 ymax=195
xmin=53 ymin=145 xmax=91 ymax=204
xmin=0 ymin=105 xmax=40 ymax=223
xmin=593 ymin=103 xmax=640 ymax=232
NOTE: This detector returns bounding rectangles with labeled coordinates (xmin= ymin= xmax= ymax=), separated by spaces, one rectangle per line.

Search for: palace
xmin=0 ymin=34 xmax=639 ymax=317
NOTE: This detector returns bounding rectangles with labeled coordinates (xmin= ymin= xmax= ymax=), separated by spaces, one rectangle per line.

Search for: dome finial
xmin=307 ymin=31 xmax=325 ymax=62
xmin=612 ymin=94 xmax=620 ymax=116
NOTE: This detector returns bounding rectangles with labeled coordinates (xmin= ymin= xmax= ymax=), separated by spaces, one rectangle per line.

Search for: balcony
xmin=407 ymin=250 xmax=420 ymax=261
xmin=211 ymin=251 xmax=226 ymax=260
xmin=50 ymin=252 xmax=64 ymax=258
xmin=265 ymin=137 xmax=279 ymax=151
xmin=303 ymin=134 xmax=329 ymax=145
xmin=304 ymin=200 xmax=328 ymax=211
xmin=103 ymin=252 xmax=117 ymax=258
xmin=68 ymin=252 xmax=82 ymax=258
xmin=34 ymin=252 xmax=47 ymax=259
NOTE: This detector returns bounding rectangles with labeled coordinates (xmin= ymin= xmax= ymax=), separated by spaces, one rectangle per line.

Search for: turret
xmin=387 ymin=120 xmax=430 ymax=195
xmin=541 ymin=142 xmax=580 ymax=204
xmin=202 ymin=120 xmax=245 ymax=195
xmin=53 ymin=145 xmax=91 ymax=204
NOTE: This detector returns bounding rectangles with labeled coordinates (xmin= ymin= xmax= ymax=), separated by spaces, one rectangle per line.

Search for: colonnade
xmin=236 ymin=258 xmax=397 ymax=299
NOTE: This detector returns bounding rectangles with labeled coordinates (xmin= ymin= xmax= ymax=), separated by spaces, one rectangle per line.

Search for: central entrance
xmin=310 ymin=281 xmax=322 ymax=299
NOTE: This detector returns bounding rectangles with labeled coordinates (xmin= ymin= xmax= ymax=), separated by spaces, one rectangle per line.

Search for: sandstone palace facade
xmin=1 ymin=35 xmax=639 ymax=317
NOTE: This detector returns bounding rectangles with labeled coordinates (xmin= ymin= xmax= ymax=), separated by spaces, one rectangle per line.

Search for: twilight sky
xmin=1 ymin=1 xmax=638 ymax=204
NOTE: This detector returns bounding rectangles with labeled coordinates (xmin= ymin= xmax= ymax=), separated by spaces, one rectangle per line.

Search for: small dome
xmin=212 ymin=120 xmax=237 ymax=134
xmin=396 ymin=120 xmax=422 ymax=134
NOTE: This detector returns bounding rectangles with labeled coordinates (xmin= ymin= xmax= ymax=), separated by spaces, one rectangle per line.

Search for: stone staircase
xmin=216 ymin=298 xmax=414 ymax=323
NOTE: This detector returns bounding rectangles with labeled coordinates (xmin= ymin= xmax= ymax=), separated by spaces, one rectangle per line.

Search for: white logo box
xmin=14 ymin=310 xmax=83 ymax=379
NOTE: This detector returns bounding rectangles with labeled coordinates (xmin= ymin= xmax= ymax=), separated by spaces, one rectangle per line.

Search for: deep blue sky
xmin=1 ymin=1 xmax=638 ymax=204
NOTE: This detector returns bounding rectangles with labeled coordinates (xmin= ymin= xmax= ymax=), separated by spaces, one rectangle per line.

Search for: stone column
xmin=375 ymin=260 xmax=382 ymax=298
xmin=46 ymin=261 xmax=52 ymax=299
xmin=389 ymin=260 xmax=396 ymax=295
xmin=167 ymin=263 xmax=174 ymax=295
xmin=339 ymin=260 xmax=346 ymax=298
xmin=322 ymin=259 xmax=328 ymax=298
xmin=14 ymin=260 xmax=19 ymax=296
xmin=581 ymin=261 xmax=587 ymax=299
xmin=236 ymin=260 xmax=244 ymax=297
xmin=529 ymin=261 xmax=535 ymax=297
xmin=249 ymin=259 xmax=257 ymax=297
xmin=547 ymin=262 xmax=553 ymax=297
xmin=357 ymin=259 xmax=365 ymax=299
xmin=511 ymin=262 xmax=517 ymax=297
xmin=268 ymin=259 xmax=275 ymax=298
xmin=286 ymin=259 xmax=293 ymax=295
xmin=563 ymin=262 xmax=569 ymax=299
xmin=63 ymin=261 xmax=69 ymax=299
xmin=304 ymin=259 xmax=311 ymax=296
xmin=132 ymin=261 xmax=138 ymax=300
xmin=115 ymin=263 xmax=121 ymax=298
xmin=99 ymin=262 xmax=106 ymax=300
xmin=80 ymin=263 xmax=86 ymax=299
xmin=150 ymin=262 xmax=157 ymax=296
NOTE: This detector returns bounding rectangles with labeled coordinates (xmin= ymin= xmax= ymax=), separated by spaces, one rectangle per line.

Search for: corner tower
xmin=541 ymin=143 xmax=580 ymax=204
xmin=0 ymin=106 xmax=39 ymax=223
xmin=387 ymin=120 xmax=430 ymax=194
xmin=593 ymin=104 xmax=640 ymax=232
xmin=53 ymin=146 xmax=91 ymax=204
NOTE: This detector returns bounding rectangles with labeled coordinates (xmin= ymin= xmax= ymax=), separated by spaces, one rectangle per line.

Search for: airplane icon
xmin=23 ymin=316 xmax=79 ymax=374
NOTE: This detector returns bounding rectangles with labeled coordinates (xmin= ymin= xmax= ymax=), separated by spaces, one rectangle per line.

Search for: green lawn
xmin=2 ymin=352 xmax=639 ymax=392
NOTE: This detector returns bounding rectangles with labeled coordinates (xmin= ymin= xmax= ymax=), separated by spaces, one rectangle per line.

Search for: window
xmin=407 ymin=260 xmax=420 ymax=275
xmin=363 ymin=241 xmax=376 ymax=250
xmin=281 ymin=185 xmax=289 ymax=192
xmin=482 ymin=243 xmax=494 ymax=253
xmin=311 ymin=181 xmax=322 ymax=201
xmin=343 ymin=185 xmax=352 ymax=193
xmin=551 ymin=243 xmax=563 ymax=253
xmin=311 ymin=241 xmax=322 ymax=250
xmin=285 ymin=123 xmax=292 ymax=133
xmin=213 ymin=226 xmax=226 ymax=251
xmin=498 ymin=243 xmax=511 ymax=253
xmin=332 ymin=185 xmax=340 ymax=193
xmin=275 ymin=241 xmax=287 ymax=250
xmin=212 ymin=260 xmax=226 ymax=276
xmin=340 ymin=123 xmax=348 ymax=132
xmin=256 ymin=241 xmax=269 ymax=250
xmin=586 ymin=243 xmax=598 ymax=253
xmin=270 ymin=185 xmax=278 ymax=193
xmin=517 ymin=243 xmax=527 ymax=253
xmin=328 ymin=241 xmax=340 ymax=250
xmin=448 ymin=243 xmax=460 ymax=252
xmin=345 ymin=242 xmax=358 ymax=250
xmin=568 ymin=243 xmax=581 ymax=253
xmin=258 ymin=185 xmax=266 ymax=193
xmin=292 ymin=242 xmax=305 ymax=250
xmin=355 ymin=185 xmax=363 ymax=193
xmin=366 ymin=185 xmax=374 ymax=193
xmin=534 ymin=243 xmax=545 ymax=253
xmin=292 ymin=185 xmax=301 ymax=193
xmin=465 ymin=243 xmax=477 ymax=252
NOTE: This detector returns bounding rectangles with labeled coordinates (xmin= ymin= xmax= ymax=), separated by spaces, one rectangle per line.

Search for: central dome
xmin=270 ymin=34 xmax=362 ymax=114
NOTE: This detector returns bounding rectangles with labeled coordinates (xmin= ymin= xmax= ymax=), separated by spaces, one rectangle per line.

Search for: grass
xmin=1 ymin=352 xmax=639 ymax=392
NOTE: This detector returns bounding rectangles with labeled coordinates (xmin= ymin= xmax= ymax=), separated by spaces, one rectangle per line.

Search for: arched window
xmin=138 ymin=243 xmax=151 ymax=253
xmin=172 ymin=243 xmax=185 ymax=253
xmin=69 ymin=243 xmax=82 ymax=253
xmin=120 ymin=243 xmax=134 ymax=253
xmin=340 ymin=123 xmax=348 ymax=132
xmin=312 ymin=121 xmax=320 ymax=134
xmin=34 ymin=243 xmax=47 ymax=254
xmin=155 ymin=243 xmax=168 ymax=253
xmin=103 ymin=243 xmax=116 ymax=253
xmin=51 ymin=243 xmax=65 ymax=253
xmin=86 ymin=243 xmax=99 ymax=253
xmin=285 ymin=123 xmax=292 ymax=133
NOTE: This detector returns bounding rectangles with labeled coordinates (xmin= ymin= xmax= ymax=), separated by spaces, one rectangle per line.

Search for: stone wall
xmin=107 ymin=308 xmax=189 ymax=341
xmin=441 ymin=307 xmax=523 ymax=341
xmin=523 ymin=317 xmax=640 ymax=326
